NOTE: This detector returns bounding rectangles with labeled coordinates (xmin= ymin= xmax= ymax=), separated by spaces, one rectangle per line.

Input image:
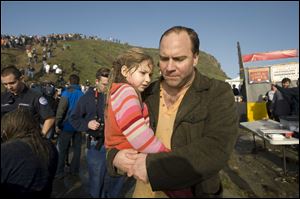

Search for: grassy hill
xmin=1 ymin=39 xmax=228 ymax=86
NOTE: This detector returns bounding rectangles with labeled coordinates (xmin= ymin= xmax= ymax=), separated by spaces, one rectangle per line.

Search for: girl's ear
xmin=121 ymin=65 xmax=129 ymax=77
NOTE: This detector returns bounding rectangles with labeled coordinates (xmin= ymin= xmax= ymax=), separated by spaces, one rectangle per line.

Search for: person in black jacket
xmin=271 ymin=77 xmax=292 ymax=121
xmin=70 ymin=67 xmax=125 ymax=198
xmin=273 ymin=78 xmax=299 ymax=117
xmin=1 ymin=65 xmax=55 ymax=137
xmin=1 ymin=108 xmax=58 ymax=198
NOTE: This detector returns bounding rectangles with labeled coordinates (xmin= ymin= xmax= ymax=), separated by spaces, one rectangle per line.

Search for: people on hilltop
xmin=71 ymin=62 xmax=80 ymax=74
xmin=1 ymin=33 xmax=123 ymax=50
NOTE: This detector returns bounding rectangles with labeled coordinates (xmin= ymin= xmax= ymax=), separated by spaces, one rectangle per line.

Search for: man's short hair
xmin=96 ymin=67 xmax=110 ymax=79
xmin=69 ymin=74 xmax=80 ymax=85
xmin=1 ymin=65 xmax=22 ymax=79
xmin=159 ymin=26 xmax=200 ymax=55
xmin=281 ymin=77 xmax=291 ymax=84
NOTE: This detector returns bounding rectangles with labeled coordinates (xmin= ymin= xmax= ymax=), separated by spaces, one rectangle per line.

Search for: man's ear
xmin=121 ymin=65 xmax=129 ymax=77
xmin=193 ymin=54 xmax=199 ymax=67
xmin=19 ymin=75 xmax=25 ymax=83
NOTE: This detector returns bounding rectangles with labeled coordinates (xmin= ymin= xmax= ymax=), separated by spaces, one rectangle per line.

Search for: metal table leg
xmin=282 ymin=145 xmax=287 ymax=176
xmin=252 ymin=133 xmax=257 ymax=153
xmin=253 ymin=133 xmax=256 ymax=146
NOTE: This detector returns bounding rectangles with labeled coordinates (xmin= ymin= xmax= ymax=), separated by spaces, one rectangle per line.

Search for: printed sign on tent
xmin=270 ymin=62 xmax=299 ymax=82
xmin=248 ymin=67 xmax=270 ymax=84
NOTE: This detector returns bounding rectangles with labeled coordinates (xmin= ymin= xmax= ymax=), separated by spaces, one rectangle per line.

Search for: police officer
xmin=1 ymin=65 xmax=55 ymax=137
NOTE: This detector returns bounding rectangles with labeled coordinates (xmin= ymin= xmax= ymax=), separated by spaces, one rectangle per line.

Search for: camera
xmin=86 ymin=119 xmax=105 ymax=139
xmin=86 ymin=119 xmax=105 ymax=150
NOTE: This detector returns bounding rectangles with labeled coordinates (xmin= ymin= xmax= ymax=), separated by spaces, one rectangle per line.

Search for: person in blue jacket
xmin=55 ymin=74 xmax=84 ymax=179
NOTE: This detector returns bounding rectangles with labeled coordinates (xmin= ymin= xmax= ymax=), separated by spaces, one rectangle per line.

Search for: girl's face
xmin=123 ymin=60 xmax=153 ymax=92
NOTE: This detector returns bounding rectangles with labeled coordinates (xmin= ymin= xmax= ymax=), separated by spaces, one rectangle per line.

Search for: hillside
xmin=1 ymin=39 xmax=228 ymax=85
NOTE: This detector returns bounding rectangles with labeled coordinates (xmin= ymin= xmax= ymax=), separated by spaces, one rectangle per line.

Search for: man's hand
xmin=113 ymin=149 xmax=138 ymax=174
xmin=88 ymin=119 xmax=100 ymax=130
xmin=131 ymin=153 xmax=149 ymax=183
xmin=55 ymin=126 xmax=62 ymax=134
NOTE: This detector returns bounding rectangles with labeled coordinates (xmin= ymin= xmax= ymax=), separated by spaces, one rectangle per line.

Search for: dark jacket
xmin=1 ymin=86 xmax=55 ymax=123
xmin=69 ymin=87 xmax=105 ymax=138
xmin=1 ymin=139 xmax=58 ymax=198
xmin=271 ymin=90 xmax=291 ymax=121
xmin=107 ymin=70 xmax=238 ymax=197
xmin=274 ymin=85 xmax=299 ymax=116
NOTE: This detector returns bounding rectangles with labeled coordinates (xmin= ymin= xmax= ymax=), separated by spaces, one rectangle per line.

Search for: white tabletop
xmin=240 ymin=119 xmax=299 ymax=145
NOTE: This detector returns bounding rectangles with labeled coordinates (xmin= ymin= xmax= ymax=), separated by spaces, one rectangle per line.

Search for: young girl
xmin=104 ymin=48 xmax=192 ymax=197
xmin=105 ymin=48 xmax=168 ymax=153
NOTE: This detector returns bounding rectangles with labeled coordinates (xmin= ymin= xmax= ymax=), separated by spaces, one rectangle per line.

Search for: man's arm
xmin=274 ymin=85 xmax=298 ymax=98
xmin=55 ymin=97 xmax=68 ymax=129
xmin=42 ymin=117 xmax=55 ymax=136
xmin=145 ymin=81 xmax=239 ymax=191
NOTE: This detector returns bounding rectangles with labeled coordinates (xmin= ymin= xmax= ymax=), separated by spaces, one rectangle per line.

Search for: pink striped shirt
xmin=105 ymin=83 xmax=169 ymax=153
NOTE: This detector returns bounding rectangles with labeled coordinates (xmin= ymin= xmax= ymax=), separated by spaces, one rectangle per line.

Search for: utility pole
xmin=237 ymin=41 xmax=247 ymax=103
xmin=237 ymin=41 xmax=245 ymax=80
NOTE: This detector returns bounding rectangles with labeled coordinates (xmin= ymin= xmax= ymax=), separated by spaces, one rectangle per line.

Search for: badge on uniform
xmin=39 ymin=96 xmax=48 ymax=105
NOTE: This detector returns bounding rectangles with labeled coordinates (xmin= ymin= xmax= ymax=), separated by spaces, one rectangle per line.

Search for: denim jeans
xmin=87 ymin=143 xmax=126 ymax=198
xmin=102 ymin=174 xmax=126 ymax=198
xmin=86 ymin=142 xmax=107 ymax=198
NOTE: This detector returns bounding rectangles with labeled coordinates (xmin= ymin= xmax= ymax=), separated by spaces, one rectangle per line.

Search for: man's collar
xmin=191 ymin=69 xmax=210 ymax=92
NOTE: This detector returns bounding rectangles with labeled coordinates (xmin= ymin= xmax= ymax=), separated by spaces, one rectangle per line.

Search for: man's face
xmin=159 ymin=31 xmax=198 ymax=89
xmin=1 ymin=74 xmax=23 ymax=95
xmin=96 ymin=76 xmax=109 ymax=92
xmin=282 ymin=81 xmax=290 ymax=88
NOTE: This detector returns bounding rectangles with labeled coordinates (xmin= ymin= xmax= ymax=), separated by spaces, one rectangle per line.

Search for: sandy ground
xmin=221 ymin=128 xmax=298 ymax=198
xmin=51 ymin=128 xmax=299 ymax=198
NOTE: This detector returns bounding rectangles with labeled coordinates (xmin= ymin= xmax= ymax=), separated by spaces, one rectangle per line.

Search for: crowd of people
xmin=1 ymin=25 xmax=297 ymax=198
xmin=263 ymin=77 xmax=299 ymax=121
xmin=230 ymin=77 xmax=299 ymax=121
xmin=3 ymin=32 xmax=124 ymax=87
xmin=2 ymin=33 xmax=88 ymax=49
xmin=1 ymin=33 xmax=124 ymax=50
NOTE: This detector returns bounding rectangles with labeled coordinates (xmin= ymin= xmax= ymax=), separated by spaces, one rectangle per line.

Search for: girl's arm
xmin=111 ymin=84 xmax=169 ymax=153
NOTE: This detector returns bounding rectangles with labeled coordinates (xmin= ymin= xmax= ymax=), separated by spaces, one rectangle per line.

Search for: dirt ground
xmin=221 ymin=128 xmax=299 ymax=198
xmin=51 ymin=128 xmax=299 ymax=198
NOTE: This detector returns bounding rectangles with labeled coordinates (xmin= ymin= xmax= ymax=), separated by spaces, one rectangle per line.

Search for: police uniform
xmin=1 ymin=86 xmax=55 ymax=123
